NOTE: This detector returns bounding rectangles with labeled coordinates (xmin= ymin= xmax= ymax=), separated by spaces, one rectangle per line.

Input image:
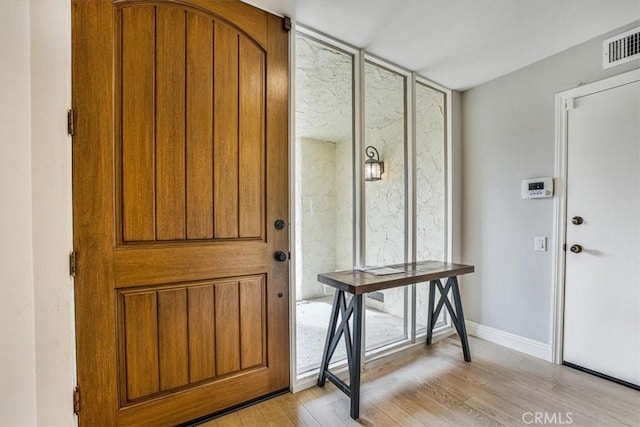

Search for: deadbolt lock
xmin=571 ymin=216 xmax=584 ymax=225
xmin=274 ymin=251 xmax=288 ymax=262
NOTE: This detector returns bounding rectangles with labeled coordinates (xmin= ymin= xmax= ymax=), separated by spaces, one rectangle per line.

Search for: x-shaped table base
xmin=317 ymin=275 xmax=471 ymax=420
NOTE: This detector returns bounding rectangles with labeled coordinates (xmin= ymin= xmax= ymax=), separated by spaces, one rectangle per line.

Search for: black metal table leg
xmin=316 ymin=291 xmax=364 ymax=420
xmin=426 ymin=276 xmax=471 ymax=362
xmin=426 ymin=280 xmax=436 ymax=345
xmin=318 ymin=290 xmax=342 ymax=387
xmin=350 ymin=294 xmax=363 ymax=419
xmin=450 ymin=277 xmax=471 ymax=362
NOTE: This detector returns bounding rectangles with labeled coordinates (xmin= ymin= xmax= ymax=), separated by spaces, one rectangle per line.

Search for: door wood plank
xmin=187 ymin=285 xmax=216 ymax=382
xmin=124 ymin=292 xmax=159 ymax=401
xmin=158 ymin=289 xmax=189 ymax=391
xmin=240 ymin=277 xmax=265 ymax=369
xmin=215 ymin=281 xmax=241 ymax=375
xmin=122 ymin=6 xmax=156 ymax=241
xmin=156 ymin=8 xmax=186 ymax=240
xmin=213 ymin=23 xmax=239 ymax=238
xmin=186 ymin=13 xmax=214 ymax=239
xmin=114 ymin=241 xmax=267 ymax=287
xmin=239 ymin=39 xmax=265 ymax=238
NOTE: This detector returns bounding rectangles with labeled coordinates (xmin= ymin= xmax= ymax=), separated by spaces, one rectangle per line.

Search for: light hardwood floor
xmin=200 ymin=336 xmax=640 ymax=426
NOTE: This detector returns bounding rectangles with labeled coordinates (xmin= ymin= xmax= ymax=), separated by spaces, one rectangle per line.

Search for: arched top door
xmin=72 ymin=0 xmax=289 ymax=425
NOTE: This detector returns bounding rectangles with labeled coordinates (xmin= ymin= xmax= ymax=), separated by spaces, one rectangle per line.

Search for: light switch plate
xmin=534 ymin=236 xmax=546 ymax=252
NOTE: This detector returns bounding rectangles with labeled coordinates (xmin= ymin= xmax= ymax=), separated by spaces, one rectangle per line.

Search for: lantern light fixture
xmin=364 ymin=146 xmax=384 ymax=181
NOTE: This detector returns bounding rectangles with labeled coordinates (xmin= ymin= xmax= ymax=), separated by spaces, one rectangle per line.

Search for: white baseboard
xmin=465 ymin=321 xmax=552 ymax=362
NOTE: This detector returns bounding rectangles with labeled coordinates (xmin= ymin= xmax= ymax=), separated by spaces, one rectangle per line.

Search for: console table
xmin=316 ymin=260 xmax=475 ymax=419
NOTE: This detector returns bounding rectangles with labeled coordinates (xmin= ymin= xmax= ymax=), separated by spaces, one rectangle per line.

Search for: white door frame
xmin=551 ymin=68 xmax=640 ymax=364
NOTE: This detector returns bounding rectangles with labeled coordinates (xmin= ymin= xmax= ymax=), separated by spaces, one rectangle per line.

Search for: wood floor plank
xmin=206 ymin=411 xmax=241 ymax=427
xmin=362 ymin=388 xmax=428 ymax=427
xmin=235 ymin=403 xmax=270 ymax=426
xmin=200 ymin=336 xmax=640 ymax=427
xmin=275 ymin=393 xmax=321 ymax=427
xmin=257 ymin=399 xmax=296 ymax=427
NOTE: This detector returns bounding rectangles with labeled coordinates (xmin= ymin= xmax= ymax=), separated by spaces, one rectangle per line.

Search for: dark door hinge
xmin=283 ymin=16 xmax=291 ymax=32
xmin=73 ymin=387 xmax=80 ymax=415
xmin=69 ymin=251 xmax=76 ymax=277
xmin=67 ymin=109 xmax=75 ymax=137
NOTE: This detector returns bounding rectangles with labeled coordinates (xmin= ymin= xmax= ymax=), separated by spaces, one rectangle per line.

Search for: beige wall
xmin=30 ymin=1 xmax=75 ymax=425
xmin=1 ymin=1 xmax=74 ymax=425
xmin=1 ymin=2 xmax=38 ymax=425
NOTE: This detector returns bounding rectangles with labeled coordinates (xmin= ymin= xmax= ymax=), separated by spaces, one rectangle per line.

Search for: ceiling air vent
xmin=603 ymin=27 xmax=640 ymax=69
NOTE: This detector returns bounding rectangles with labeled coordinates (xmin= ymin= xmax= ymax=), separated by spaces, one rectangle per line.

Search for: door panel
xmin=118 ymin=276 xmax=266 ymax=404
xmin=121 ymin=6 xmax=156 ymax=242
xmin=118 ymin=6 xmax=266 ymax=243
xmin=72 ymin=0 xmax=289 ymax=425
xmin=564 ymin=78 xmax=640 ymax=387
xmin=239 ymin=39 xmax=266 ymax=238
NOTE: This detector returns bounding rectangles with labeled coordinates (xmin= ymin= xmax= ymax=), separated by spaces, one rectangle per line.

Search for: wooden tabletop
xmin=317 ymin=260 xmax=474 ymax=295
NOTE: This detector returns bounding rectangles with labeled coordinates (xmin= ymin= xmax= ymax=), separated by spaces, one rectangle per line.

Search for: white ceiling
xmin=244 ymin=0 xmax=640 ymax=91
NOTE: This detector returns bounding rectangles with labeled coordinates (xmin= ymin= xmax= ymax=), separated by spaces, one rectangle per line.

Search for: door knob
xmin=570 ymin=244 xmax=582 ymax=253
xmin=571 ymin=216 xmax=584 ymax=225
xmin=274 ymin=251 xmax=288 ymax=262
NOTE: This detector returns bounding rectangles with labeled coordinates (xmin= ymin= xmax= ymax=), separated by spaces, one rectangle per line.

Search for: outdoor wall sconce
xmin=364 ymin=146 xmax=384 ymax=181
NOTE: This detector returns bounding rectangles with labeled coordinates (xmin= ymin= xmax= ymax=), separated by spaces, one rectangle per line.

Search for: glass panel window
xmin=292 ymin=29 xmax=453 ymax=386
xmin=364 ymin=61 xmax=407 ymax=351
xmin=294 ymin=34 xmax=354 ymax=375
xmin=415 ymin=82 xmax=446 ymax=333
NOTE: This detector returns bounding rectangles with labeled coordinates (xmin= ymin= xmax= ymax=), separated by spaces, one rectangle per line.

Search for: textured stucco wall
xmin=364 ymin=63 xmax=406 ymax=268
xmin=416 ymin=83 xmax=445 ymax=262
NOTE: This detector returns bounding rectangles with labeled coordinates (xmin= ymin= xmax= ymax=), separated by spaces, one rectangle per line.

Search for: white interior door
xmin=563 ymin=77 xmax=640 ymax=387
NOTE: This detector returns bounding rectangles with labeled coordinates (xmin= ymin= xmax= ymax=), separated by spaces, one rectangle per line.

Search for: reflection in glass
xmin=415 ymin=82 xmax=446 ymax=333
xmin=364 ymin=62 xmax=407 ymax=351
xmin=294 ymin=34 xmax=353 ymax=375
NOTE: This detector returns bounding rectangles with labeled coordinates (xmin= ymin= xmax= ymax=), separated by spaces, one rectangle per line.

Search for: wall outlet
xmin=534 ymin=236 xmax=546 ymax=252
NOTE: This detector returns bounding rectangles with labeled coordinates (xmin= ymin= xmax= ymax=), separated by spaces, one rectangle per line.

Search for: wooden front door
xmin=72 ymin=1 xmax=289 ymax=425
